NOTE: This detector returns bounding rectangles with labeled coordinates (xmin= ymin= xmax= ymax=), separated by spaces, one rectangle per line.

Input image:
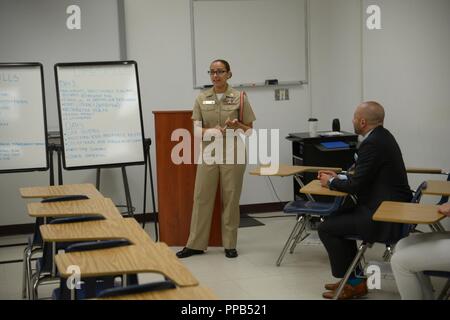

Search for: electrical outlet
xmin=275 ymin=88 xmax=289 ymax=101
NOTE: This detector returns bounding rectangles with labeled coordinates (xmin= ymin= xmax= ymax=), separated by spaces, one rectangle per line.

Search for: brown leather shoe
xmin=322 ymin=281 xmax=368 ymax=300
xmin=324 ymin=280 xmax=342 ymax=291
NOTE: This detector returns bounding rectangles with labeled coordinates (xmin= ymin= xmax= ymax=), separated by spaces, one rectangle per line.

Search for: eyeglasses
xmin=208 ymin=70 xmax=227 ymax=76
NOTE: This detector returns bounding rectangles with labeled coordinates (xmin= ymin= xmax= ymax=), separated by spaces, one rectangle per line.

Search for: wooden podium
xmin=153 ymin=110 xmax=222 ymax=246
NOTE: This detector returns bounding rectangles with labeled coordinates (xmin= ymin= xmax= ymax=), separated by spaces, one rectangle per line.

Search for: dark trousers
xmin=317 ymin=210 xmax=362 ymax=278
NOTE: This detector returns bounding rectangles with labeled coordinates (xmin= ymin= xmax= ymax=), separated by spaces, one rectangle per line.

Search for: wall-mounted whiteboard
xmin=0 ymin=0 xmax=124 ymax=132
xmin=0 ymin=63 xmax=48 ymax=173
xmin=191 ymin=0 xmax=308 ymax=88
xmin=55 ymin=61 xmax=145 ymax=170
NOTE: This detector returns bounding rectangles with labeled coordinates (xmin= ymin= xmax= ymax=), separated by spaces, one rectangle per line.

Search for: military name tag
xmin=203 ymin=100 xmax=215 ymax=105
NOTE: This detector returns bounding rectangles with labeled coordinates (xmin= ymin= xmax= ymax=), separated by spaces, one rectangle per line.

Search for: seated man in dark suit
xmin=317 ymin=101 xmax=412 ymax=299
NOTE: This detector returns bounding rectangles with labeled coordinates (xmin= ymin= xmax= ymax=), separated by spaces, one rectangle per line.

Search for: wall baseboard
xmin=240 ymin=201 xmax=288 ymax=214
xmin=0 ymin=202 xmax=287 ymax=237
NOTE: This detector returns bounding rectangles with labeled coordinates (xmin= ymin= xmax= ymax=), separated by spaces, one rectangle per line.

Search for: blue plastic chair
xmin=53 ymin=239 xmax=138 ymax=300
xmin=276 ymin=196 xmax=345 ymax=266
xmin=30 ymin=215 xmax=105 ymax=300
xmin=408 ymin=172 xmax=449 ymax=233
xmin=23 ymin=195 xmax=90 ymax=299
xmin=332 ymin=181 xmax=427 ymax=299
xmin=428 ymin=172 xmax=450 ymax=232
xmin=97 ymin=280 xmax=176 ymax=299
xmin=23 ymin=217 xmax=45 ymax=299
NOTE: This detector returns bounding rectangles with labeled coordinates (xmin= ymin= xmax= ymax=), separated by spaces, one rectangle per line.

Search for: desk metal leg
xmin=294 ymin=175 xmax=315 ymax=202
xmin=382 ymin=245 xmax=393 ymax=262
xmin=122 ymin=167 xmax=133 ymax=217
xmin=333 ymin=242 xmax=372 ymax=300
xmin=276 ymin=215 xmax=307 ymax=266
xmin=290 ymin=215 xmax=311 ymax=253
xmin=96 ymin=168 xmax=101 ymax=190
xmin=51 ymin=242 xmax=56 ymax=277
xmin=438 ymin=279 xmax=450 ymax=300
xmin=147 ymin=149 xmax=158 ymax=240
xmin=143 ymin=140 xmax=159 ymax=240
xmin=96 ymin=167 xmax=134 ymax=217
xmin=429 ymin=223 xmax=445 ymax=233
xmin=22 ymin=247 xmax=28 ymax=299
xmin=48 ymin=144 xmax=55 ymax=186
xmin=433 ymin=222 xmax=446 ymax=232
xmin=56 ymin=147 xmax=63 ymax=185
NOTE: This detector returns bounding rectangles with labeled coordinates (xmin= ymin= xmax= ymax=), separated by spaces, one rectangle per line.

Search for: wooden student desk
xmin=39 ymin=218 xmax=152 ymax=247
xmin=249 ymin=164 xmax=341 ymax=177
xmin=27 ymin=198 xmax=123 ymax=221
xmin=300 ymin=180 xmax=348 ymax=197
xmin=55 ymin=242 xmax=199 ymax=287
xmin=373 ymin=201 xmax=445 ymax=225
xmin=20 ymin=183 xmax=104 ymax=199
xmin=99 ymin=285 xmax=218 ymax=300
xmin=406 ymin=167 xmax=447 ymax=174
xmin=250 ymin=164 xmax=342 ymax=201
xmin=423 ymin=180 xmax=450 ymax=197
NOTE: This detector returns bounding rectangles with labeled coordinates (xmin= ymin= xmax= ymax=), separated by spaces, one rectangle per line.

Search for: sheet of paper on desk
xmin=319 ymin=131 xmax=344 ymax=137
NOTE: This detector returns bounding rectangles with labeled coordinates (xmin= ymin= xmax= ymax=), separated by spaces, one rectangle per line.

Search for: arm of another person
xmin=328 ymin=140 xmax=378 ymax=194
xmin=438 ymin=202 xmax=450 ymax=217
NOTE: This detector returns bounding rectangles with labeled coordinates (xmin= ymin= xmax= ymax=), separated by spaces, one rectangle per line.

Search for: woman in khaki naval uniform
xmin=176 ymin=59 xmax=256 ymax=258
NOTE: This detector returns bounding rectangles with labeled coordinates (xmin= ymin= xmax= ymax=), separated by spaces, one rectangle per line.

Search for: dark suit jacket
xmin=329 ymin=126 xmax=412 ymax=242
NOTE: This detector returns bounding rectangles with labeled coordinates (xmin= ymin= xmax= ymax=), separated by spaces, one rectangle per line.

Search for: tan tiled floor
xmin=0 ymin=212 xmax=443 ymax=300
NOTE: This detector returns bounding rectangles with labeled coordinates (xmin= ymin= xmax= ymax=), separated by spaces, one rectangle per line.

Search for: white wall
xmin=0 ymin=0 xmax=126 ymax=225
xmin=1 ymin=0 xmax=449 ymax=227
xmin=0 ymin=0 xmax=123 ymax=130
xmin=311 ymin=0 xmax=363 ymax=131
xmin=122 ymin=0 xmax=368 ymax=207
xmin=362 ymin=0 xmax=450 ymax=228
xmin=363 ymin=0 xmax=450 ymax=193
xmin=123 ymin=0 xmax=311 ymax=206
xmin=124 ymin=0 xmax=450 ymax=220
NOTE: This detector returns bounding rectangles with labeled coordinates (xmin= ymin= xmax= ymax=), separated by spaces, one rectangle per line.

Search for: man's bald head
xmin=357 ymin=101 xmax=385 ymax=125
xmin=353 ymin=101 xmax=384 ymax=135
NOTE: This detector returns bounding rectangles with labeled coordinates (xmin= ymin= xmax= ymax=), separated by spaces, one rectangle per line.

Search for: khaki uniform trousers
xmin=186 ymin=162 xmax=246 ymax=250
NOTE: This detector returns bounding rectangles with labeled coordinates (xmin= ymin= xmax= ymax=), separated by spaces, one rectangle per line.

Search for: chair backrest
xmin=407 ymin=181 xmax=428 ymax=232
xmin=437 ymin=173 xmax=450 ymax=205
xmin=50 ymin=215 xmax=105 ymax=225
xmin=38 ymin=216 xmax=109 ymax=274
xmin=55 ymin=239 xmax=134 ymax=300
xmin=64 ymin=239 xmax=131 ymax=252
xmin=423 ymin=270 xmax=450 ymax=278
xmin=394 ymin=181 xmax=428 ymax=241
xmin=41 ymin=195 xmax=89 ymax=203
xmin=97 ymin=280 xmax=176 ymax=298
xmin=411 ymin=181 xmax=427 ymax=203
xmin=330 ymin=196 xmax=346 ymax=211
xmin=31 ymin=195 xmax=90 ymax=246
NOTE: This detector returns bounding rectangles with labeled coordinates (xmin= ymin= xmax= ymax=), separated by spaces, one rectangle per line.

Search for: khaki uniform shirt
xmin=192 ymin=85 xmax=256 ymax=164
xmin=192 ymin=85 xmax=256 ymax=128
